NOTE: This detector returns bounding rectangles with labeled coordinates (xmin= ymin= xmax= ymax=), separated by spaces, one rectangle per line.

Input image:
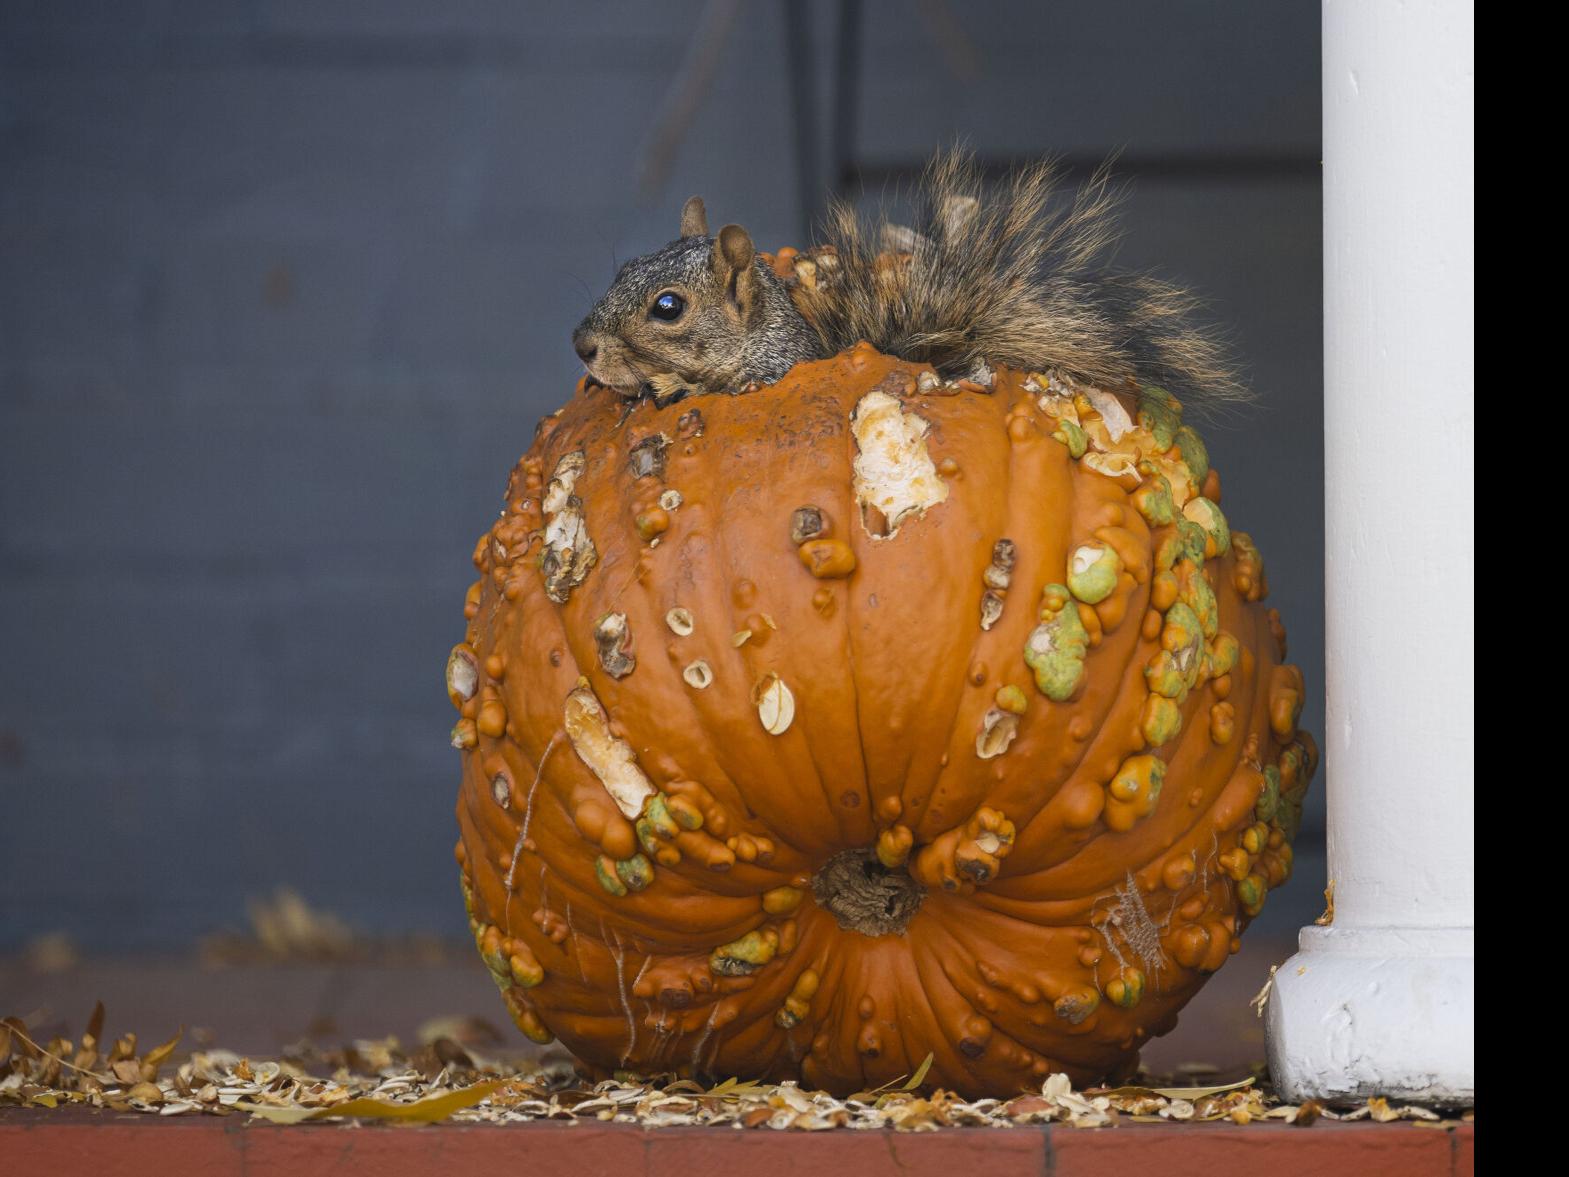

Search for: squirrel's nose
xmin=572 ymin=328 xmax=598 ymax=365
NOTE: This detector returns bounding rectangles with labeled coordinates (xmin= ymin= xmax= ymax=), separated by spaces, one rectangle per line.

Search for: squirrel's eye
xmin=650 ymin=292 xmax=685 ymax=322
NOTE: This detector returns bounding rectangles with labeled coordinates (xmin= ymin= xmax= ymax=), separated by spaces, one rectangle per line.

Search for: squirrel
xmin=571 ymin=150 xmax=1244 ymax=409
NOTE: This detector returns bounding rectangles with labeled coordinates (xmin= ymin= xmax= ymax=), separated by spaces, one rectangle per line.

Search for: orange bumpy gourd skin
xmin=451 ymin=344 xmax=1314 ymax=1098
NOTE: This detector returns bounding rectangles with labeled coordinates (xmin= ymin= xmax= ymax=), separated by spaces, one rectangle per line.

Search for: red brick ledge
xmin=0 ymin=1109 xmax=1472 ymax=1177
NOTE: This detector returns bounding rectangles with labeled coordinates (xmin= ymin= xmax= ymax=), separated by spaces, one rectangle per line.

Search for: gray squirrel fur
xmin=572 ymin=149 xmax=1245 ymax=408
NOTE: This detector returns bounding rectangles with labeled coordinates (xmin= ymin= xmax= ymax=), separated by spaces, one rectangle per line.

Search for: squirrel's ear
xmin=716 ymin=223 xmax=754 ymax=269
xmin=714 ymin=224 xmax=760 ymax=318
xmin=680 ymin=196 xmax=708 ymax=237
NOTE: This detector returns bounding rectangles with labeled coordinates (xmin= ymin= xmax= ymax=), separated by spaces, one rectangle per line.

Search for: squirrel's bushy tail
xmin=812 ymin=149 xmax=1248 ymax=408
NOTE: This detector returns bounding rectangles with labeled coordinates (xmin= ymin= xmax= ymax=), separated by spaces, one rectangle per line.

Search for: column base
xmin=1265 ymin=925 xmax=1473 ymax=1105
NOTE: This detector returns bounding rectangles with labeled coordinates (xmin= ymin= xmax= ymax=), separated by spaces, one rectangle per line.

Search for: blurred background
xmin=1 ymin=1 xmax=1322 ymax=1065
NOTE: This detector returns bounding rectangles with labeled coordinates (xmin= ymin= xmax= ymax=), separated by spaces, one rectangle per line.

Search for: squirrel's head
xmin=572 ymin=197 xmax=776 ymax=398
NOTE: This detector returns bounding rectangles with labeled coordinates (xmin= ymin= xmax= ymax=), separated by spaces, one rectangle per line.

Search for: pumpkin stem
xmin=810 ymin=849 xmax=926 ymax=937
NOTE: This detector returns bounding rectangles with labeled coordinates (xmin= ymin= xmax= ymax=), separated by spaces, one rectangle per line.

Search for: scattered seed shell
xmin=756 ymin=675 xmax=796 ymax=735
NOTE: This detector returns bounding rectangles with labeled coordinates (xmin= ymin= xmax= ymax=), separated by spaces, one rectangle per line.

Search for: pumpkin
xmin=450 ymin=343 xmax=1314 ymax=1097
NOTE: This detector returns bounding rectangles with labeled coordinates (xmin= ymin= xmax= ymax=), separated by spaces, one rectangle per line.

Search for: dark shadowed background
xmin=1 ymin=1 xmax=1323 ymax=972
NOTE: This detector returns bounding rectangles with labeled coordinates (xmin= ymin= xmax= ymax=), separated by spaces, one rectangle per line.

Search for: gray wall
xmin=0 ymin=1 xmax=1323 ymax=950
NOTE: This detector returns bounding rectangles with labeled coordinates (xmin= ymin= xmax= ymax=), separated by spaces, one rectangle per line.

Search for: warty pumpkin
xmin=450 ymin=343 xmax=1314 ymax=1097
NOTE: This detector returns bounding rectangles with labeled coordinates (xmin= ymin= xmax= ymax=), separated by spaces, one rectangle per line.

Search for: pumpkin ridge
xmin=792 ymin=931 xmax=843 ymax=1087
xmin=835 ymin=357 xmax=929 ymax=834
xmin=1008 ymin=544 xmax=1261 ymax=902
xmin=753 ymin=388 xmax=873 ymax=850
xmin=616 ymin=398 xmax=829 ymax=862
xmin=836 ymin=367 xmax=1004 ymax=843
xmin=743 ymin=393 xmax=866 ymax=859
xmin=937 ymin=377 xmax=1088 ymax=845
xmin=1006 ymin=517 xmax=1140 ymax=873
xmin=920 ymin=915 xmax=1028 ymax=1079
xmin=1115 ymin=563 xmax=1272 ymax=892
xmin=621 ymin=394 xmax=832 ymax=865
xmin=900 ymin=382 xmax=1020 ymax=842
xmin=699 ymin=391 xmax=855 ymax=858
xmin=829 ymin=384 xmax=878 ymax=849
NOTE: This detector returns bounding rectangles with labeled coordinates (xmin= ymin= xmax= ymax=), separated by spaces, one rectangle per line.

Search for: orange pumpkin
xmin=451 ymin=345 xmax=1313 ymax=1097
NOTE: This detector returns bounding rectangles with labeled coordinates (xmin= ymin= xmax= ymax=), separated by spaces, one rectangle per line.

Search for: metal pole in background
xmin=829 ymin=0 xmax=863 ymax=203
xmin=781 ymin=0 xmax=822 ymax=241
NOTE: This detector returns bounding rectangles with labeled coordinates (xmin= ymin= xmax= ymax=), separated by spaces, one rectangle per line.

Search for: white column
xmin=1265 ymin=1 xmax=1473 ymax=1104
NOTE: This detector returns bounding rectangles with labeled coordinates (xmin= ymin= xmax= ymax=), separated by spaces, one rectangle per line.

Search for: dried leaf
xmin=240 ymin=1079 xmax=504 ymax=1125
xmin=141 ymin=1029 xmax=183 ymax=1079
xmin=1250 ymin=966 xmax=1277 ymax=1018
xmin=1145 ymin=1077 xmax=1259 ymax=1100
xmin=1315 ymin=879 xmax=1336 ymax=925
xmin=3 ymin=1017 xmax=34 ymax=1061
xmin=1 ymin=1006 xmax=1468 ymax=1135
xmin=901 ymin=1053 xmax=935 ymax=1091
xmin=85 ymin=1001 xmax=105 ymax=1050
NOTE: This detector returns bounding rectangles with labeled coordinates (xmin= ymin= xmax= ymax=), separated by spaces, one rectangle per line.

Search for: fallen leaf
xmin=1250 ymin=966 xmax=1277 ymax=1018
xmin=1144 ymin=1077 xmax=1258 ymax=1100
xmin=240 ymin=1079 xmax=504 ymax=1125
xmin=85 ymin=1002 xmax=106 ymax=1050
xmin=1315 ymin=880 xmax=1336 ymax=925
xmin=1367 ymin=1096 xmax=1398 ymax=1122
xmin=901 ymin=1053 xmax=935 ymax=1091
xmin=141 ymin=1029 xmax=183 ymax=1079
xmin=3 ymin=1018 xmax=34 ymax=1062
